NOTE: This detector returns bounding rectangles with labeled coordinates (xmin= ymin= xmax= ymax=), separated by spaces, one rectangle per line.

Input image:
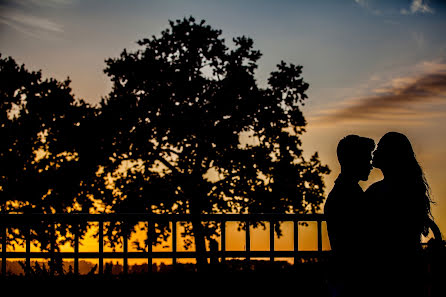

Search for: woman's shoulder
xmin=365 ymin=180 xmax=385 ymax=194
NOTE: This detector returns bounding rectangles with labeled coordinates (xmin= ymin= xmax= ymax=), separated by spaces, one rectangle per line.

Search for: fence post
xmin=245 ymin=220 xmax=250 ymax=262
xmin=2 ymin=223 xmax=6 ymax=276
xmin=98 ymin=219 xmax=103 ymax=275
xmin=50 ymin=222 xmax=55 ymax=277
xmin=294 ymin=220 xmax=299 ymax=265
xmin=317 ymin=219 xmax=322 ymax=252
xmin=123 ymin=221 xmax=128 ymax=275
xmin=220 ymin=220 xmax=226 ymax=264
xmin=172 ymin=220 xmax=177 ymax=266
xmin=270 ymin=220 xmax=275 ymax=263
xmin=147 ymin=220 xmax=153 ymax=273
xmin=74 ymin=221 xmax=79 ymax=276
xmin=25 ymin=224 xmax=30 ymax=276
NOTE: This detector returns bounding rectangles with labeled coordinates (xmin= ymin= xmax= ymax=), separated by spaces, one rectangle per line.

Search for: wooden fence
xmin=0 ymin=213 xmax=328 ymax=275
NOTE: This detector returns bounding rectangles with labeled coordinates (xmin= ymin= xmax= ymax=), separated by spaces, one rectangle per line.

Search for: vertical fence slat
xmin=220 ymin=220 xmax=226 ymax=264
xmin=270 ymin=220 xmax=275 ymax=263
xmin=123 ymin=222 xmax=128 ymax=274
xmin=50 ymin=222 xmax=55 ymax=276
xmin=245 ymin=220 xmax=250 ymax=262
xmin=74 ymin=222 xmax=79 ymax=276
xmin=2 ymin=224 xmax=6 ymax=276
xmin=25 ymin=225 xmax=30 ymax=275
xmin=147 ymin=220 xmax=153 ymax=273
xmin=99 ymin=220 xmax=103 ymax=275
xmin=172 ymin=220 xmax=177 ymax=265
xmin=294 ymin=220 xmax=299 ymax=265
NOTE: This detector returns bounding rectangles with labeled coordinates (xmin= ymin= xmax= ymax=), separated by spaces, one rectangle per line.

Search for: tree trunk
xmin=189 ymin=196 xmax=208 ymax=271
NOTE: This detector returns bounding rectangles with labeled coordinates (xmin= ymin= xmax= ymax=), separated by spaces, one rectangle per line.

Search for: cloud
xmin=354 ymin=0 xmax=434 ymax=16
xmin=401 ymin=0 xmax=434 ymax=15
xmin=354 ymin=0 xmax=383 ymax=15
xmin=0 ymin=9 xmax=63 ymax=33
xmin=0 ymin=0 xmax=69 ymax=38
xmin=311 ymin=62 xmax=446 ymax=126
xmin=9 ymin=0 xmax=75 ymax=8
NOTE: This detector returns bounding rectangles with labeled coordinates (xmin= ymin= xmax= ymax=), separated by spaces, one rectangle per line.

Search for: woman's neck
xmin=382 ymin=170 xmax=405 ymax=183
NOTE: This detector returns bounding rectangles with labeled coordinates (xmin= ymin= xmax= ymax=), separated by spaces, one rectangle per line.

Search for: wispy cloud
xmin=354 ymin=0 xmax=435 ymax=16
xmin=11 ymin=0 xmax=75 ymax=8
xmin=401 ymin=0 xmax=434 ymax=15
xmin=311 ymin=61 xmax=446 ymax=126
xmin=0 ymin=0 xmax=73 ymax=38
xmin=0 ymin=9 xmax=63 ymax=33
xmin=354 ymin=0 xmax=383 ymax=16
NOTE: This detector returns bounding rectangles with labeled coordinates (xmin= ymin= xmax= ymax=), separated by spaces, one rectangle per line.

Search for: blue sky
xmin=1 ymin=0 xmax=446 ymax=232
xmin=2 ymin=0 xmax=445 ymax=103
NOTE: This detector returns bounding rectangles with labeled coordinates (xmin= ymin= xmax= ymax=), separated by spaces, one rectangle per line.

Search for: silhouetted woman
xmin=364 ymin=132 xmax=434 ymax=296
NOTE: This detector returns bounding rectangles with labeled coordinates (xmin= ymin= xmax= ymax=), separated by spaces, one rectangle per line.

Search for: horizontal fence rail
xmin=0 ymin=213 xmax=328 ymax=276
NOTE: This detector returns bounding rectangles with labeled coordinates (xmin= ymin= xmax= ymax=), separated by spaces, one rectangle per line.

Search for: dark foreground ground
xmin=1 ymin=260 xmax=331 ymax=296
xmin=2 ymin=259 xmax=445 ymax=297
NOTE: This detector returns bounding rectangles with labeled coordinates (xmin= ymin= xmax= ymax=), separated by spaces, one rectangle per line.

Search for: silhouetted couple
xmin=324 ymin=132 xmax=436 ymax=297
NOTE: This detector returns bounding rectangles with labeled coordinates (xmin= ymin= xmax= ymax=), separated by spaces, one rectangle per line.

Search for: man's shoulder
xmin=325 ymin=183 xmax=354 ymax=212
xmin=324 ymin=179 xmax=364 ymax=214
xmin=330 ymin=179 xmax=363 ymax=197
xmin=325 ymin=183 xmax=343 ymax=205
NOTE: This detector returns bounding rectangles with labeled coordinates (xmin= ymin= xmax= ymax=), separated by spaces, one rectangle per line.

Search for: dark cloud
xmin=316 ymin=71 xmax=446 ymax=124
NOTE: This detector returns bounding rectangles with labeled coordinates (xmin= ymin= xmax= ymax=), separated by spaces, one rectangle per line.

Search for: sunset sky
xmin=1 ymin=0 xmax=446 ymax=253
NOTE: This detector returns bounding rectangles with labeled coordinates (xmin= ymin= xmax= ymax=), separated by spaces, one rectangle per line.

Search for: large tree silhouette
xmin=0 ymin=55 xmax=105 ymax=258
xmin=101 ymin=17 xmax=330 ymax=268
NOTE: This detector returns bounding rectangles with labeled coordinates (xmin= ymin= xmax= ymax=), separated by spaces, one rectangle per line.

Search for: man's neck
xmin=338 ymin=172 xmax=360 ymax=184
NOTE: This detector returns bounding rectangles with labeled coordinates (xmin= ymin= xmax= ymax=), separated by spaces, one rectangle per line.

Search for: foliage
xmin=0 ymin=54 xmax=106 ymax=250
xmin=100 ymin=17 xmax=330 ymax=262
xmin=0 ymin=17 xmax=330 ymax=266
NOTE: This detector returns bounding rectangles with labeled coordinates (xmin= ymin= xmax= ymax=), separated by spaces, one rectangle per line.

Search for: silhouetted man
xmin=324 ymin=135 xmax=375 ymax=296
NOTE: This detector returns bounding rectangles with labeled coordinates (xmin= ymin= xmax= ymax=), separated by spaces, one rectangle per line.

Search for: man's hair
xmin=337 ymin=135 xmax=375 ymax=166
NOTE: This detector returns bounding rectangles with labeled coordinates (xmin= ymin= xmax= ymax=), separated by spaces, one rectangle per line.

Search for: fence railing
xmin=0 ymin=213 xmax=328 ymax=275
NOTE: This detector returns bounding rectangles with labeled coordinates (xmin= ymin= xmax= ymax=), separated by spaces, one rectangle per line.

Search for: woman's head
xmin=372 ymin=132 xmax=416 ymax=174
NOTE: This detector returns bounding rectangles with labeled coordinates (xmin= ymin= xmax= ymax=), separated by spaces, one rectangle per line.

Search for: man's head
xmin=337 ymin=135 xmax=375 ymax=181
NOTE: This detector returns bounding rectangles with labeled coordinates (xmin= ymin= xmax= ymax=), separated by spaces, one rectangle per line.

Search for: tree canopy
xmin=100 ymin=17 xmax=330 ymax=264
xmin=0 ymin=17 xmax=330 ymax=268
xmin=0 ymin=54 xmax=105 ymax=251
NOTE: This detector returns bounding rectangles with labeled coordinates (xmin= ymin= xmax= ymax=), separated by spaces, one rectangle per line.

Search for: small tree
xmin=101 ymin=17 xmax=330 ymax=268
